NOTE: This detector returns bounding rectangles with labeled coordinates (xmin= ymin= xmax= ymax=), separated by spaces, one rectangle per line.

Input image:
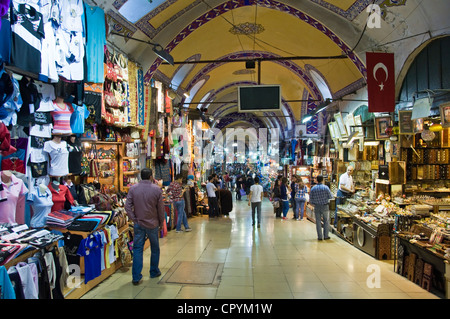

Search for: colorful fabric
xmin=51 ymin=102 xmax=74 ymax=134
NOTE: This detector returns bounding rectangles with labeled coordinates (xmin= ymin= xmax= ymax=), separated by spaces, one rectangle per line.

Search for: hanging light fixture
xmin=152 ymin=44 xmax=174 ymax=65
xmin=429 ymin=123 xmax=443 ymax=132
xmin=110 ymin=32 xmax=175 ymax=66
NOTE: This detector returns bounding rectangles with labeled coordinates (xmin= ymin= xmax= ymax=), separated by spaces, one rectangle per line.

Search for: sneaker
xmin=185 ymin=228 xmax=192 ymax=232
xmin=176 ymin=230 xmax=183 ymax=233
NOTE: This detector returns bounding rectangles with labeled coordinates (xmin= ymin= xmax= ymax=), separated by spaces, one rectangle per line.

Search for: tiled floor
xmin=81 ymin=197 xmax=440 ymax=299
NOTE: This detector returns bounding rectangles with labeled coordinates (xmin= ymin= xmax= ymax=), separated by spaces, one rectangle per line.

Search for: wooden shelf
xmin=123 ymin=170 xmax=140 ymax=175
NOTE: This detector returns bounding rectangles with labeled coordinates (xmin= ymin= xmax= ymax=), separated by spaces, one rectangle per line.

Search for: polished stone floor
xmin=81 ymin=196 xmax=440 ymax=299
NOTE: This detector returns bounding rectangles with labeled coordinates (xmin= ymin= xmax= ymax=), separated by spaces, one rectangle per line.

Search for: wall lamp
xmin=109 ymin=32 xmax=175 ymax=66
xmin=301 ymin=98 xmax=333 ymax=124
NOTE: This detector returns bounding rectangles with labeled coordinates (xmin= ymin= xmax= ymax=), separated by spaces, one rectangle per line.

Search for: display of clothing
xmin=9 ymin=0 xmax=45 ymax=75
xmin=0 ymin=265 xmax=16 ymax=299
xmin=47 ymin=182 xmax=73 ymax=212
xmin=0 ymin=172 xmax=28 ymax=224
xmin=70 ymin=104 xmax=89 ymax=134
xmin=76 ymin=232 xmax=103 ymax=284
xmin=27 ymin=186 xmax=53 ymax=228
xmin=43 ymin=139 xmax=69 ymax=176
xmin=67 ymin=137 xmax=82 ymax=175
xmin=51 ymin=101 xmax=74 ymax=135
xmin=83 ymin=3 xmax=106 ymax=83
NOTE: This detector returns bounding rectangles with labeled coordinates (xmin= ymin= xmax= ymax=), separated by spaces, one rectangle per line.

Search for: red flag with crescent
xmin=366 ymin=52 xmax=395 ymax=113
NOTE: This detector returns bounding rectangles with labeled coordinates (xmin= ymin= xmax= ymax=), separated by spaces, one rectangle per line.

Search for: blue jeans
xmin=314 ymin=204 xmax=330 ymax=239
xmin=173 ymin=199 xmax=189 ymax=231
xmin=251 ymin=201 xmax=262 ymax=225
xmin=132 ymin=223 xmax=161 ymax=282
xmin=294 ymin=198 xmax=306 ymax=219
xmin=290 ymin=196 xmax=297 ymax=216
xmin=282 ymin=200 xmax=290 ymax=218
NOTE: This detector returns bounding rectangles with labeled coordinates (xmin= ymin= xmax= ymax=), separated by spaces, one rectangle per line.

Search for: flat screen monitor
xmin=238 ymin=85 xmax=281 ymax=112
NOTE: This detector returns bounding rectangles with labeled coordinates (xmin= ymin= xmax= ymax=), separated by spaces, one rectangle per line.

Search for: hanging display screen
xmin=238 ymin=85 xmax=281 ymax=112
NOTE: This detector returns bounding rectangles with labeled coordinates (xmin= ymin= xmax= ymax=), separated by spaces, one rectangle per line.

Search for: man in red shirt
xmin=125 ymin=168 xmax=165 ymax=285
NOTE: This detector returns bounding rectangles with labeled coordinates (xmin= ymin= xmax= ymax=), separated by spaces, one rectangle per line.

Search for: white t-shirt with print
xmin=43 ymin=140 xmax=69 ymax=176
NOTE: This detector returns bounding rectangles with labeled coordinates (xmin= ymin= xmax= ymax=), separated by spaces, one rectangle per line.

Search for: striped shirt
xmin=309 ymin=183 xmax=334 ymax=206
xmin=51 ymin=102 xmax=73 ymax=134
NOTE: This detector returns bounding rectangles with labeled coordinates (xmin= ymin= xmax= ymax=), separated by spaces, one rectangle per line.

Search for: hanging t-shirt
xmin=83 ymin=3 xmax=106 ymax=83
xmin=43 ymin=140 xmax=69 ymax=176
xmin=67 ymin=139 xmax=82 ymax=175
xmin=76 ymin=233 xmax=103 ymax=284
xmin=0 ymin=173 xmax=28 ymax=224
xmin=70 ymin=104 xmax=89 ymax=134
xmin=0 ymin=265 xmax=16 ymax=299
xmin=29 ymin=123 xmax=53 ymax=138
xmin=35 ymin=83 xmax=56 ymax=112
xmin=51 ymin=102 xmax=74 ymax=135
xmin=10 ymin=1 xmax=45 ymax=75
xmin=27 ymin=186 xmax=53 ymax=228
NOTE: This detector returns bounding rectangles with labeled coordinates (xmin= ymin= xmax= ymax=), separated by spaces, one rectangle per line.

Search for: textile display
xmin=136 ymin=68 xmax=145 ymax=127
xmin=127 ymin=60 xmax=138 ymax=126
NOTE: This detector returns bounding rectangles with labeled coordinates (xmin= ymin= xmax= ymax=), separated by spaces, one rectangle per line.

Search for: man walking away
xmin=125 ymin=168 xmax=165 ymax=285
xmin=309 ymin=175 xmax=334 ymax=241
xmin=248 ymin=176 xmax=264 ymax=227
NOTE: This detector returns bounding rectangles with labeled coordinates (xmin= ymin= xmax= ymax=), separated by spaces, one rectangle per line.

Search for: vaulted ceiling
xmin=94 ymin=0 xmax=450 ymax=136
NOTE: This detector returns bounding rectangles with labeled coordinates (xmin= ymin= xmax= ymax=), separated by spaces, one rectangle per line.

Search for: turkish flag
xmin=366 ymin=52 xmax=395 ymax=113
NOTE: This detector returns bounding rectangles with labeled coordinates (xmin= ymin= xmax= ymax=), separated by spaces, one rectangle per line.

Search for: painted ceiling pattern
xmin=104 ymin=0 xmax=416 ymax=135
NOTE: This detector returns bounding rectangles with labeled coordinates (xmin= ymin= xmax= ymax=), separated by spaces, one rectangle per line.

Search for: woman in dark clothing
xmin=272 ymin=177 xmax=282 ymax=218
xmin=280 ymin=177 xmax=290 ymax=220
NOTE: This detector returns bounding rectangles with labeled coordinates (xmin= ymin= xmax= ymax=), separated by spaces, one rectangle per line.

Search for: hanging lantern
xmin=429 ymin=123 xmax=443 ymax=132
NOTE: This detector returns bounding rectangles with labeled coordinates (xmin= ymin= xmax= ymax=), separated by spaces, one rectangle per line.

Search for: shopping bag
xmin=240 ymin=188 xmax=246 ymax=197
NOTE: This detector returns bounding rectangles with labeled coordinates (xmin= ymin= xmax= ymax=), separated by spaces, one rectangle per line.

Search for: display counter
xmin=396 ymin=234 xmax=449 ymax=298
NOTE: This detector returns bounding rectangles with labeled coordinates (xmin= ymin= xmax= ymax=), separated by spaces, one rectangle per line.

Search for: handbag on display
xmin=89 ymin=192 xmax=111 ymax=211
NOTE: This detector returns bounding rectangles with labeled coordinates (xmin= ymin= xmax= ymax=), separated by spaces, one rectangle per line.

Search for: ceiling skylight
xmin=118 ymin=0 xmax=166 ymax=23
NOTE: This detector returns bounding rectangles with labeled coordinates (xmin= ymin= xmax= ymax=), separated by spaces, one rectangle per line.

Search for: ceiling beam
xmin=161 ymin=55 xmax=348 ymax=65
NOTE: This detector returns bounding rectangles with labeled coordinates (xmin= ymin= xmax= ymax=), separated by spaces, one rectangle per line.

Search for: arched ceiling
xmin=97 ymin=0 xmax=450 ymax=135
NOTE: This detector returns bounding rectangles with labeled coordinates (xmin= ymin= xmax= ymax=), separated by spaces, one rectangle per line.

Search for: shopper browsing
xmin=280 ymin=177 xmax=290 ymax=220
xmin=125 ymin=168 xmax=165 ymax=285
xmin=167 ymin=174 xmax=192 ymax=233
xmin=309 ymin=175 xmax=334 ymax=240
xmin=294 ymin=179 xmax=308 ymax=221
xmin=290 ymin=175 xmax=298 ymax=219
xmin=248 ymin=176 xmax=264 ymax=227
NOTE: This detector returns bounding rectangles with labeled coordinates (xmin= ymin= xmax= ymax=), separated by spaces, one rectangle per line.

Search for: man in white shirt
xmin=334 ymin=166 xmax=355 ymax=227
xmin=248 ymin=176 xmax=264 ymax=227
xmin=206 ymin=175 xmax=219 ymax=218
